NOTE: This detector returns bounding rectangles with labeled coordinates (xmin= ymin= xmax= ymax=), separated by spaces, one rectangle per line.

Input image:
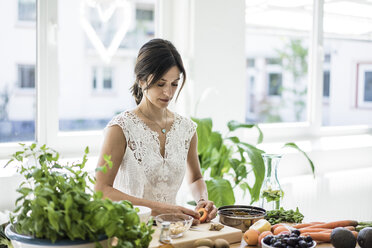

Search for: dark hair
xmin=130 ymin=38 xmax=187 ymax=105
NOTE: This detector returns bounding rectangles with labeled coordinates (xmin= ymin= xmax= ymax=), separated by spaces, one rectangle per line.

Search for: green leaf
xmin=227 ymin=136 xmax=240 ymax=143
xmin=240 ymin=142 xmax=265 ymax=203
xmin=283 ymin=142 xmax=315 ymax=176
xmin=227 ymin=120 xmax=255 ymax=131
xmin=192 ymin=117 xmax=213 ymax=154
xmin=95 ymin=166 xmax=107 ymax=174
xmin=227 ymin=121 xmax=263 ymax=144
xmin=187 ymin=201 xmax=197 ymax=206
xmin=206 ymin=179 xmax=235 ymax=208
xmin=255 ymin=125 xmax=264 ymax=144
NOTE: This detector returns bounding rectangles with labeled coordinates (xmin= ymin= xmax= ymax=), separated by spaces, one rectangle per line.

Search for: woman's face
xmin=141 ymin=66 xmax=181 ymax=109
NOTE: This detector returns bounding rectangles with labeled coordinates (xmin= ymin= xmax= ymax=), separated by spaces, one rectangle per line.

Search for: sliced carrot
xmin=197 ymin=208 xmax=208 ymax=223
xmin=308 ymin=220 xmax=358 ymax=229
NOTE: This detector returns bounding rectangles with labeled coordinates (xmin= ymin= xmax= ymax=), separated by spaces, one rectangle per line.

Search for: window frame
xmin=1 ymin=0 xmax=371 ymax=159
xmin=356 ymin=62 xmax=372 ymax=109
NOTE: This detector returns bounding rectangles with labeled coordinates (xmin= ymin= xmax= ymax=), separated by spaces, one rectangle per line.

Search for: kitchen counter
xmin=231 ymin=239 xmax=360 ymax=247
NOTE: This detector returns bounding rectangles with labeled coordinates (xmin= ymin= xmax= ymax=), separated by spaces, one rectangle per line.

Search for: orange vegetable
xmin=258 ymin=231 xmax=273 ymax=247
xmin=197 ymin=208 xmax=208 ymax=223
xmin=243 ymin=228 xmax=260 ymax=246
xmin=301 ymin=231 xmax=358 ymax=242
xmin=308 ymin=220 xmax=358 ymax=229
xmin=300 ymin=228 xmax=333 ymax=233
xmin=271 ymin=224 xmax=284 ymax=232
xmin=293 ymin=222 xmax=324 ymax=229
xmin=273 ymin=225 xmax=290 ymax=235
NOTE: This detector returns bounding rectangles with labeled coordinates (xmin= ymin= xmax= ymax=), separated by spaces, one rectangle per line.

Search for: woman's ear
xmin=139 ymin=80 xmax=146 ymax=91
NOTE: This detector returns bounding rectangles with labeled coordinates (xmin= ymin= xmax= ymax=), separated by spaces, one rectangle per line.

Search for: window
xmin=18 ymin=64 xmax=35 ymax=88
xmin=92 ymin=68 xmax=97 ymax=89
xmin=268 ymin=73 xmax=282 ymax=96
xmin=136 ymin=9 xmax=154 ymax=21
xmin=357 ymin=63 xmax=372 ymax=108
xmin=18 ymin=0 xmax=36 ymax=22
xmin=323 ymin=70 xmax=330 ymax=97
xmin=103 ymin=68 xmax=112 ymax=89
xmin=59 ymin=0 xmax=155 ymax=133
xmin=0 ymin=3 xmax=36 ymax=146
xmin=322 ymin=0 xmax=372 ymax=126
xmin=91 ymin=67 xmax=113 ymax=91
xmin=364 ymin=73 xmax=372 ymax=102
xmin=245 ymin=0 xmax=311 ymax=124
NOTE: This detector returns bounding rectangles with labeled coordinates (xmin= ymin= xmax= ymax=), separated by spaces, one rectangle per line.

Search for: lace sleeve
xmin=105 ymin=113 xmax=129 ymax=139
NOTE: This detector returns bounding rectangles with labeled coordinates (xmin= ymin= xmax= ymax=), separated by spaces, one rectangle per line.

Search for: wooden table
xmin=231 ymin=238 xmax=360 ymax=247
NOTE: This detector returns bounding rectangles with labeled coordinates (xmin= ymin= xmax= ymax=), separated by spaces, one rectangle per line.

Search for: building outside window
xmin=18 ymin=64 xmax=35 ymax=88
xmin=268 ymin=73 xmax=282 ymax=96
xmin=103 ymin=68 xmax=112 ymax=89
xmin=323 ymin=70 xmax=330 ymax=98
xmin=356 ymin=63 xmax=372 ymax=108
xmin=91 ymin=67 xmax=113 ymax=91
xmin=18 ymin=0 xmax=36 ymax=22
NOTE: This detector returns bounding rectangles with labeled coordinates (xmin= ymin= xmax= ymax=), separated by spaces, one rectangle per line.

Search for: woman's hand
xmin=151 ymin=202 xmax=201 ymax=225
xmin=196 ymin=199 xmax=217 ymax=223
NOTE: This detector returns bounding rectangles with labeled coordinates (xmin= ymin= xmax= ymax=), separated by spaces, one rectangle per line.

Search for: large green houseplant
xmin=192 ymin=118 xmax=314 ymax=208
xmin=3 ymin=143 xmax=153 ymax=248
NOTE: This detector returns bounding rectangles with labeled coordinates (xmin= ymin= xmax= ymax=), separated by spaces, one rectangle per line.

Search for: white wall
xmin=188 ymin=0 xmax=246 ymax=131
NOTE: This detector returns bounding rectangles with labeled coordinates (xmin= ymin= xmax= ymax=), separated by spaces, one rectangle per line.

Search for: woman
xmin=95 ymin=38 xmax=217 ymax=223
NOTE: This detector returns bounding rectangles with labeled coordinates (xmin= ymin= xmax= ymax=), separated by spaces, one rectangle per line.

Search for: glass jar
xmin=158 ymin=221 xmax=174 ymax=248
xmin=260 ymin=153 xmax=283 ymax=211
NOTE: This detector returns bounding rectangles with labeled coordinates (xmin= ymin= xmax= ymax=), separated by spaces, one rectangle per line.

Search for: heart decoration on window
xmin=81 ymin=0 xmax=133 ymax=63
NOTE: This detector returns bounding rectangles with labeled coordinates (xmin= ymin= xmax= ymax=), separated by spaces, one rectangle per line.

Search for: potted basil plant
xmin=3 ymin=143 xmax=153 ymax=248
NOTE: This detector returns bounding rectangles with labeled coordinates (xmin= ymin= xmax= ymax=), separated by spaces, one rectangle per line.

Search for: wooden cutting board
xmin=149 ymin=222 xmax=242 ymax=248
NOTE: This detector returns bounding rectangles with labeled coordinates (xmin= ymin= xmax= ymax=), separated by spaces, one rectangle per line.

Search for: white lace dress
xmin=106 ymin=111 xmax=197 ymax=205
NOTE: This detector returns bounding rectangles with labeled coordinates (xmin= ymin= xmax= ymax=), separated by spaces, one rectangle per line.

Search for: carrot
xmin=293 ymin=222 xmax=324 ymax=229
xmin=307 ymin=220 xmax=358 ymax=229
xmin=299 ymin=228 xmax=332 ymax=233
xmin=274 ymin=226 xmax=290 ymax=235
xmin=271 ymin=223 xmax=284 ymax=232
xmin=344 ymin=226 xmax=356 ymax=231
xmin=302 ymin=230 xmax=358 ymax=242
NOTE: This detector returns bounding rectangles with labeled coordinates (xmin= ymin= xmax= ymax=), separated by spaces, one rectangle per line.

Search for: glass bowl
xmin=155 ymin=213 xmax=193 ymax=238
xmin=134 ymin=205 xmax=152 ymax=223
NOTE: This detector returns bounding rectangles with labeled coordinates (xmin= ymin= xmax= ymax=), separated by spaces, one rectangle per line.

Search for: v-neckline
xmin=128 ymin=111 xmax=178 ymax=160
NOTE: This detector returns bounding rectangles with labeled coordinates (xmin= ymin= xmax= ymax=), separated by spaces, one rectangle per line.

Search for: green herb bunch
xmin=0 ymin=224 xmax=11 ymax=247
xmin=6 ymin=143 xmax=153 ymax=248
xmin=265 ymin=207 xmax=304 ymax=225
